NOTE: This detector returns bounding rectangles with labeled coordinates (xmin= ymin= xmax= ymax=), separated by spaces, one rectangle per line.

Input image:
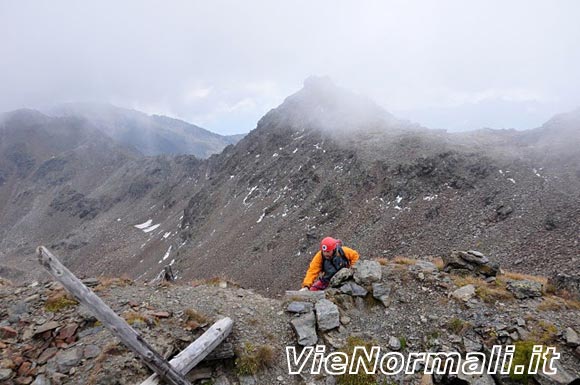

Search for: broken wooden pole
xmin=37 ymin=246 xmax=192 ymax=385
xmin=140 ymin=317 xmax=234 ymax=385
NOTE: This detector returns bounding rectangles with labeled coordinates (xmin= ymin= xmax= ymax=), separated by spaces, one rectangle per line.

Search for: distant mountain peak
xmin=258 ymin=76 xmax=406 ymax=135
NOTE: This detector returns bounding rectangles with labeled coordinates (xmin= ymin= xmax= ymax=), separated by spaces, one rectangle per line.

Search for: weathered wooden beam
xmin=140 ymin=317 xmax=234 ymax=385
xmin=204 ymin=342 xmax=234 ymax=361
xmin=37 ymin=246 xmax=192 ymax=385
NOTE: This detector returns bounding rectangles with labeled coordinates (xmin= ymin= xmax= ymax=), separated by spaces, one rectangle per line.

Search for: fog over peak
xmin=1 ymin=1 xmax=580 ymax=134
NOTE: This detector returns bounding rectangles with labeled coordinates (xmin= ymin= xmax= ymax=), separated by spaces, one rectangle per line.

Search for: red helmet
xmin=320 ymin=237 xmax=337 ymax=253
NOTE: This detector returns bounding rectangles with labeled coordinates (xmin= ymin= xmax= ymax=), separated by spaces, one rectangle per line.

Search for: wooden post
xmin=37 ymin=246 xmax=192 ymax=385
xmin=140 ymin=317 xmax=234 ymax=385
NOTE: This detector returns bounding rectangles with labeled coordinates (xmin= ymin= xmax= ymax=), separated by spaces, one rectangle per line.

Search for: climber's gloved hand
xmin=299 ymin=287 xmax=308 ymax=292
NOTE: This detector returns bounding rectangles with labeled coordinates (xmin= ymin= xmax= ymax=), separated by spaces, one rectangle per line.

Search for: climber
xmin=300 ymin=237 xmax=359 ymax=291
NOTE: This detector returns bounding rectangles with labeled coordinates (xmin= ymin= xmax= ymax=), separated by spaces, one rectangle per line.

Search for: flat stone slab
xmin=372 ymin=283 xmax=392 ymax=307
xmin=340 ymin=282 xmax=368 ymax=297
xmin=285 ymin=290 xmax=325 ymax=302
xmin=315 ymin=299 xmax=340 ymax=331
xmin=290 ymin=311 xmax=317 ymax=346
xmin=286 ymin=301 xmax=314 ymax=314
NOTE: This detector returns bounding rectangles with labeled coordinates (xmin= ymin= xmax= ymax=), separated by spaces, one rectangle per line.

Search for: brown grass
xmin=44 ymin=291 xmax=78 ymax=312
xmin=235 ymin=343 xmax=275 ymax=375
xmin=537 ymin=295 xmax=580 ymax=311
xmin=476 ymin=286 xmax=514 ymax=303
xmin=183 ymin=308 xmax=209 ymax=329
xmin=392 ymin=256 xmax=417 ymax=265
xmin=376 ymin=258 xmax=389 ymax=266
xmin=432 ymin=257 xmax=445 ymax=271
xmin=531 ymin=320 xmax=558 ymax=344
xmin=122 ymin=311 xmax=158 ymax=327
xmin=94 ymin=276 xmax=133 ymax=291
xmin=451 ymin=275 xmax=487 ymax=288
xmin=502 ymin=271 xmax=548 ymax=285
xmin=451 ymin=274 xmax=513 ymax=303
xmin=447 ymin=317 xmax=472 ymax=335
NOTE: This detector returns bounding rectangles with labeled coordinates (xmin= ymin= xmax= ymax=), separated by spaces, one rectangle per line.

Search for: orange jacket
xmin=302 ymin=246 xmax=360 ymax=288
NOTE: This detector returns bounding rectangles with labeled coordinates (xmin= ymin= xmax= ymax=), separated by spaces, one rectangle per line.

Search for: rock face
xmin=353 ymin=260 xmax=382 ymax=285
xmin=314 ymin=299 xmax=340 ymax=331
xmin=507 ymin=280 xmax=543 ymax=299
xmin=443 ymin=250 xmax=499 ymax=277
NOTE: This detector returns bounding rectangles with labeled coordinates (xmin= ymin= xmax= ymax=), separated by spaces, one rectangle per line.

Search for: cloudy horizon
xmin=1 ymin=0 xmax=579 ymax=135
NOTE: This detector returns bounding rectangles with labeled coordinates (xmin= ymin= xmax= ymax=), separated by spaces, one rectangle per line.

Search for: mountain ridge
xmin=0 ymin=78 xmax=578 ymax=296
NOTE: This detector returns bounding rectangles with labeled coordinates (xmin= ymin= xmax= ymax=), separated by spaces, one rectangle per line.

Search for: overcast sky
xmin=1 ymin=1 xmax=580 ymax=135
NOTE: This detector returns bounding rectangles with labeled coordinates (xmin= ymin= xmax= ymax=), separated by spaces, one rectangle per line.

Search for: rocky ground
xmin=1 ymin=253 xmax=579 ymax=385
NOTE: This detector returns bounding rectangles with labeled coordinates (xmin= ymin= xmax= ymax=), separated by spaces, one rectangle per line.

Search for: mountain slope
xmin=48 ymin=103 xmax=243 ymax=158
xmin=0 ymin=79 xmax=578 ymax=295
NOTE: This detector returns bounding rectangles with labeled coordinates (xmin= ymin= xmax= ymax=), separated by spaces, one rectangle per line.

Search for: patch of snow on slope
xmin=134 ymin=219 xmax=152 ymax=229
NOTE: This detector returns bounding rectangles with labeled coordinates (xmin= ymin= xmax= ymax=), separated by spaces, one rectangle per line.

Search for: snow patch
xmin=243 ymin=186 xmax=258 ymax=205
xmin=142 ymin=224 xmax=160 ymax=233
xmin=256 ymin=210 xmax=266 ymax=223
xmin=507 ymin=178 xmax=516 ymax=184
xmin=272 ymin=152 xmax=279 ymax=157
xmin=423 ymin=195 xmax=438 ymax=201
xmin=134 ymin=219 xmax=153 ymax=229
xmin=395 ymin=195 xmax=403 ymax=204
xmin=293 ymin=148 xmax=298 ymax=153
xmin=163 ymin=232 xmax=171 ymax=239
xmin=158 ymin=246 xmax=172 ymax=263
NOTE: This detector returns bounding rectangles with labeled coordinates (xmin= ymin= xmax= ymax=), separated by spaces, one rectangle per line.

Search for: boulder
xmin=290 ymin=311 xmax=317 ymax=346
xmin=353 ymin=260 xmax=382 ymax=285
xmin=534 ymin=359 xmax=576 ymax=385
xmin=451 ymin=285 xmax=476 ymax=302
xmin=315 ymin=299 xmax=340 ymax=331
xmin=388 ymin=336 xmax=401 ymax=351
xmin=372 ymin=283 xmax=392 ymax=307
xmin=55 ymin=347 xmax=82 ymax=373
xmin=0 ymin=369 xmax=12 ymax=382
xmin=443 ymin=250 xmax=499 ymax=277
xmin=565 ymin=327 xmax=579 ymax=348
xmin=506 ymin=280 xmax=543 ymax=299
xmin=548 ymin=273 xmax=580 ymax=300
xmin=329 ymin=268 xmax=354 ymax=287
xmin=339 ymin=282 xmax=368 ymax=297
xmin=414 ymin=261 xmax=438 ymax=272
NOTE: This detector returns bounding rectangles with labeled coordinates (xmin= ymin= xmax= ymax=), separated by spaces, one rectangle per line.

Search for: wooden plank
xmin=140 ymin=317 xmax=233 ymax=385
xmin=285 ymin=290 xmax=325 ymax=301
xmin=204 ymin=342 xmax=234 ymax=361
xmin=37 ymin=246 xmax=192 ymax=385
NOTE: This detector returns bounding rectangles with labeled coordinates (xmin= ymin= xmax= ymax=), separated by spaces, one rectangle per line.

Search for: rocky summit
xmin=0 ymin=255 xmax=579 ymax=384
